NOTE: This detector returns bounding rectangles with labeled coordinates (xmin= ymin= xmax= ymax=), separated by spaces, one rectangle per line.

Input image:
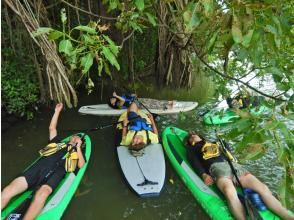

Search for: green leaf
xmin=97 ymin=58 xmax=103 ymax=76
xmin=202 ymin=0 xmax=213 ymax=16
xmin=59 ymin=40 xmax=73 ymax=55
xmin=103 ymin=60 xmax=112 ymax=79
xmin=206 ymin=29 xmax=219 ymax=53
xmin=73 ymin=26 xmax=96 ymax=34
xmin=145 ymin=12 xmax=156 ymax=26
xmin=265 ymin=25 xmax=280 ymax=49
xmin=232 ymin=15 xmax=243 ymax=43
xmin=239 ymin=143 xmax=266 ymax=161
xmin=183 ymin=3 xmax=200 ymax=31
xmin=102 ymin=35 xmax=119 ymax=56
xmin=80 ymin=53 xmax=94 ymax=74
xmin=129 ymin=21 xmax=143 ymax=33
xmin=83 ymin=35 xmax=95 ymax=44
xmin=61 ymin=8 xmax=67 ymax=24
xmin=242 ymin=29 xmax=254 ymax=48
xmin=108 ymin=0 xmax=118 ymax=11
xmin=48 ymin=31 xmax=64 ymax=40
xmin=32 ymin=27 xmax=53 ymax=37
xmin=101 ymin=46 xmax=120 ymax=70
xmin=135 ymin=0 xmax=144 ymax=11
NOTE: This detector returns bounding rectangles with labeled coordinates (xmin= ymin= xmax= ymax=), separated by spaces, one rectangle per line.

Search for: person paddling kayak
xmin=185 ymin=131 xmax=294 ymax=220
xmin=1 ymin=103 xmax=86 ymax=220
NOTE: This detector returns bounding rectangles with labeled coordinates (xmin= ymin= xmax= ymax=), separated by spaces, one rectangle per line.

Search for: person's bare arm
xmin=49 ymin=103 xmax=63 ymax=140
xmin=148 ymin=114 xmax=158 ymax=135
xmin=122 ymin=117 xmax=129 ymax=137
xmin=76 ymin=139 xmax=85 ymax=168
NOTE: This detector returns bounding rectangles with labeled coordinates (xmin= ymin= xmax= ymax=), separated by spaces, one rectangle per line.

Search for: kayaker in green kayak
xmin=226 ymin=87 xmax=263 ymax=110
xmin=185 ymin=131 xmax=294 ymax=220
xmin=1 ymin=103 xmax=86 ymax=220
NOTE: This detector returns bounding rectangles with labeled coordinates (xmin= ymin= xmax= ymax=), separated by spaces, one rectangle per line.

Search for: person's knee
xmin=34 ymin=185 xmax=52 ymax=202
xmin=222 ymin=184 xmax=237 ymax=200
xmin=255 ymin=182 xmax=271 ymax=195
xmin=2 ymin=177 xmax=28 ymax=197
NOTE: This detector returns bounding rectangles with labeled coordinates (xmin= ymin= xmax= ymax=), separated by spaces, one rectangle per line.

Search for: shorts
xmin=209 ymin=161 xmax=249 ymax=183
xmin=21 ymin=159 xmax=66 ymax=190
xmin=127 ymin=111 xmax=139 ymax=121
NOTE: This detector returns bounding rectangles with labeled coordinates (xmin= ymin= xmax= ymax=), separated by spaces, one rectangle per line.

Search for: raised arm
xmin=49 ymin=103 xmax=63 ymax=140
xmin=113 ymin=92 xmax=126 ymax=106
xmin=75 ymin=137 xmax=85 ymax=168
xmin=148 ymin=114 xmax=158 ymax=135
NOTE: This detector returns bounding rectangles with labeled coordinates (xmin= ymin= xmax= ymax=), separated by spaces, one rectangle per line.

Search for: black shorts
xmin=21 ymin=158 xmax=66 ymax=190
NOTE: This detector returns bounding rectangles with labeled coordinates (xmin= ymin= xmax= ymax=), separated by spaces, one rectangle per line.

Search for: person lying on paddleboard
xmin=1 ymin=103 xmax=86 ymax=220
xmin=108 ymin=91 xmax=136 ymax=109
xmin=119 ymin=103 xmax=159 ymax=155
xmin=185 ymin=131 xmax=293 ymax=220
xmin=108 ymin=91 xmax=176 ymax=110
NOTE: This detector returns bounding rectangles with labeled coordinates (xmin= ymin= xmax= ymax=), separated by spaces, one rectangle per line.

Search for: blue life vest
xmin=121 ymin=95 xmax=136 ymax=109
xmin=129 ymin=118 xmax=153 ymax=131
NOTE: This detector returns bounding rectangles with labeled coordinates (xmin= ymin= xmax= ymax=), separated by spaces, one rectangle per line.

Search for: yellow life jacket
xmin=121 ymin=130 xmax=159 ymax=146
xmin=65 ymin=144 xmax=79 ymax=172
xmin=39 ymin=142 xmax=79 ymax=172
xmin=201 ymin=142 xmax=220 ymax=160
xmin=39 ymin=143 xmax=67 ymax=157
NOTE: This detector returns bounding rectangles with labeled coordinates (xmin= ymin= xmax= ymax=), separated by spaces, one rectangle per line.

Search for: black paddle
xmin=216 ymin=135 xmax=263 ymax=220
xmin=66 ymin=116 xmax=141 ymax=134
xmin=210 ymin=117 xmax=263 ymax=220
xmin=6 ymin=142 xmax=80 ymax=220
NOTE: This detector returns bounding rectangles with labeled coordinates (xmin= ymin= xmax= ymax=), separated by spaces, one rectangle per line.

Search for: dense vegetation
xmin=2 ymin=0 xmax=293 ymax=208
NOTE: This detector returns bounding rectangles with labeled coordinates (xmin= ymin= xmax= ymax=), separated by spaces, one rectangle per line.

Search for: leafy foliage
xmin=1 ymin=49 xmax=39 ymax=119
xmin=33 ymin=9 xmax=121 ymax=94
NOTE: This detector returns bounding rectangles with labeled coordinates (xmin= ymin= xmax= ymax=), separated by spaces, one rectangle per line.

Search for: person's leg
xmin=240 ymin=174 xmax=294 ymax=220
xmin=216 ymin=177 xmax=246 ymax=220
xmin=23 ymin=184 xmax=52 ymax=220
xmin=1 ymin=176 xmax=28 ymax=209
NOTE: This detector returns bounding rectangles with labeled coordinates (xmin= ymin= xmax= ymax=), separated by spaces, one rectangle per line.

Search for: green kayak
xmin=162 ymin=126 xmax=280 ymax=220
xmin=203 ymin=105 xmax=267 ymax=125
xmin=1 ymin=133 xmax=91 ymax=220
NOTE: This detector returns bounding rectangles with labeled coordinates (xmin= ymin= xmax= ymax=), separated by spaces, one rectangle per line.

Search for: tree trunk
xmin=156 ymin=1 xmax=195 ymax=88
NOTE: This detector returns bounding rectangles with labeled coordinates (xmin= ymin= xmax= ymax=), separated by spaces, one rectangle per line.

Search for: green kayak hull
xmin=162 ymin=126 xmax=280 ymax=220
xmin=1 ymin=133 xmax=91 ymax=220
xmin=203 ymin=106 xmax=267 ymax=125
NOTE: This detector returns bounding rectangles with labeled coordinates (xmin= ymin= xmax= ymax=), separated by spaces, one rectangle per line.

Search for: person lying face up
xmin=121 ymin=103 xmax=159 ymax=154
xmin=108 ymin=91 xmax=136 ymax=109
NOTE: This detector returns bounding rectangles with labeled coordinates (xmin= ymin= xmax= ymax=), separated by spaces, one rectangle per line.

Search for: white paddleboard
xmin=78 ymin=99 xmax=198 ymax=116
xmin=117 ymin=144 xmax=165 ymax=197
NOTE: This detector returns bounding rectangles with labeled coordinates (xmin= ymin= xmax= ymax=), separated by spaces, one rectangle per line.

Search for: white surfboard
xmin=78 ymin=100 xmax=198 ymax=116
xmin=117 ymin=144 xmax=165 ymax=197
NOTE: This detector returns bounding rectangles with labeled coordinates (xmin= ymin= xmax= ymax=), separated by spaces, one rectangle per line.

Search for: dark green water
xmin=1 ymin=86 xmax=284 ymax=219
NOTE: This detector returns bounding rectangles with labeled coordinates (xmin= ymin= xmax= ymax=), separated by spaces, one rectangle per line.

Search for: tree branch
xmin=60 ymin=0 xmax=117 ymax=20
xmin=192 ymin=44 xmax=286 ymax=101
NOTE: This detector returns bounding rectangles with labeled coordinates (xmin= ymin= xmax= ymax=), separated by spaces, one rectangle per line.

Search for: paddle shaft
xmin=213 ymin=127 xmax=263 ymax=220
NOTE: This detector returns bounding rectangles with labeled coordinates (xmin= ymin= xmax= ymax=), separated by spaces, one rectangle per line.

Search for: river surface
xmin=1 ymin=86 xmax=285 ymax=220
